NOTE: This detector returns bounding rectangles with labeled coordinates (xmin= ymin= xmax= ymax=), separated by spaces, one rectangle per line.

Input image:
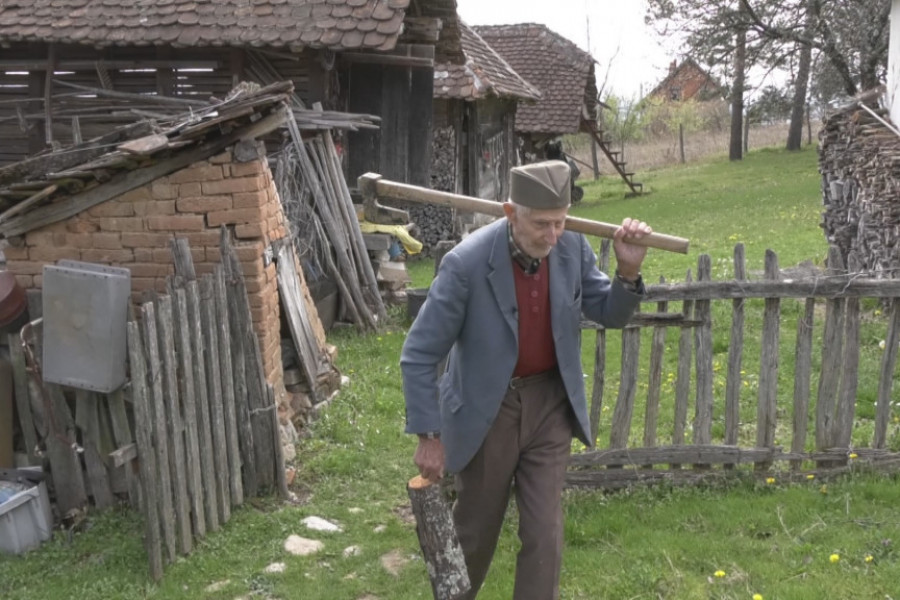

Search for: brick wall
xmin=1 ymin=144 xmax=320 ymax=413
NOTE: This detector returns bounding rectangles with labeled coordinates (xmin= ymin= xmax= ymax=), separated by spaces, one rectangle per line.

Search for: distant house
xmin=648 ymin=58 xmax=726 ymax=102
xmin=473 ymin=23 xmax=599 ymax=159
xmin=432 ymin=22 xmax=540 ymax=201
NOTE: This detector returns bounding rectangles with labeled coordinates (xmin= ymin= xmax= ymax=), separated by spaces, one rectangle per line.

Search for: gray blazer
xmin=400 ymin=218 xmax=642 ymax=473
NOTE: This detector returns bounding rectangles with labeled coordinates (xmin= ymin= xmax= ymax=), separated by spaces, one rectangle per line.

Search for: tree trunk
xmin=787 ymin=0 xmax=814 ymax=151
xmin=729 ymin=24 xmax=747 ymax=162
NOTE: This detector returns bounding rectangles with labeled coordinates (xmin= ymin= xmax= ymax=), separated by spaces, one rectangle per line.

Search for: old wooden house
xmin=432 ymin=22 xmax=540 ymax=200
xmin=0 ymin=0 xmax=463 ymax=187
xmin=472 ymin=23 xmax=598 ymax=160
xmin=474 ymin=23 xmax=642 ymax=195
xmin=647 ymin=58 xmax=726 ymax=103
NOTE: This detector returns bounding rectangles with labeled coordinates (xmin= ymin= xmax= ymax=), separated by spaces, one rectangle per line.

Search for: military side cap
xmin=509 ymin=160 xmax=571 ymax=209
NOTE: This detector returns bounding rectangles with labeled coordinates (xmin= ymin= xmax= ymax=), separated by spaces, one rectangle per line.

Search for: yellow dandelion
xmin=849 ymin=452 xmax=858 ymax=459
xmin=714 ymin=570 xmax=726 ymax=578
xmin=865 ymin=554 xmax=874 ymax=563
xmin=830 ymin=553 xmax=840 ymax=563
xmin=753 ymin=595 xmax=764 ymax=600
xmin=806 ymin=474 xmax=815 ymax=480
xmin=875 ymin=309 xmax=882 ymax=316
xmin=765 ymin=477 xmax=775 ymax=485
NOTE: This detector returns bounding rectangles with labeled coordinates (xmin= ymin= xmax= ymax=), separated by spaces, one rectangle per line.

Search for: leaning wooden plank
xmin=44 ymin=383 xmax=88 ymax=517
xmin=724 ymin=244 xmax=746 ymax=454
xmin=141 ymin=302 xmax=177 ymax=563
xmin=0 ymin=184 xmax=58 ymax=224
xmin=200 ymin=275 xmax=231 ymax=523
xmin=74 ymin=390 xmax=114 ymax=510
xmin=322 ymin=126 xmax=387 ymax=320
xmin=874 ymin=299 xmax=900 ymax=448
xmin=0 ymin=107 xmax=288 ymax=237
xmin=126 ymin=320 xmax=163 ymax=582
xmin=791 ymin=298 xmax=816 ymax=469
xmin=275 ymin=241 xmax=320 ymax=404
xmin=755 ymin=251 xmax=781 ymax=471
xmin=171 ymin=286 xmax=206 ymax=538
xmin=155 ymin=295 xmax=192 ymax=555
xmin=218 ymin=232 xmax=258 ymax=498
xmin=7 ymin=333 xmax=39 ymax=465
xmin=693 ymin=255 xmax=713 ymax=453
xmin=107 ymin=386 xmax=137 ymax=506
xmin=185 ymin=280 xmax=220 ymax=532
xmin=221 ymin=228 xmax=274 ymax=491
xmin=214 ymin=265 xmax=244 ymax=507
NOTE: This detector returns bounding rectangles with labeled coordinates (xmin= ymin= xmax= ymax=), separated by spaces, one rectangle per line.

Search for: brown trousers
xmin=453 ymin=371 xmax=573 ymax=600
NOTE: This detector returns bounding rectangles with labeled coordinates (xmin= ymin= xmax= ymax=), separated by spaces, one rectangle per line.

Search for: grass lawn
xmin=4 ymin=144 xmax=900 ymax=600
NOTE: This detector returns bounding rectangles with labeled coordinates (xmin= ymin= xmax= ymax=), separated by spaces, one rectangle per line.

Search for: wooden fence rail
xmin=570 ymin=243 xmax=900 ymax=489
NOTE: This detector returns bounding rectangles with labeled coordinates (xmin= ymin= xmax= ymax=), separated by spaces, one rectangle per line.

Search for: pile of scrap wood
xmin=274 ymin=108 xmax=387 ymax=331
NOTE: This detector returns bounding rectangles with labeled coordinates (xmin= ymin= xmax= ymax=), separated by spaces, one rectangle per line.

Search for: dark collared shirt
xmin=507 ymin=222 xmax=541 ymax=275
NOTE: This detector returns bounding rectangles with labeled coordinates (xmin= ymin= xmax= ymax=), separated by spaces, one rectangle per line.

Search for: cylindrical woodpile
xmin=431 ymin=126 xmax=457 ymax=193
xmin=819 ymin=94 xmax=900 ymax=278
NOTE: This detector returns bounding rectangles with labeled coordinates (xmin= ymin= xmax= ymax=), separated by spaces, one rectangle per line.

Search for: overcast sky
xmin=454 ymin=0 xmax=677 ymax=99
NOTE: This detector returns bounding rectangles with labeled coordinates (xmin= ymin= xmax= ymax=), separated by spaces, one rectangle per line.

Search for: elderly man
xmin=401 ymin=160 xmax=651 ymax=599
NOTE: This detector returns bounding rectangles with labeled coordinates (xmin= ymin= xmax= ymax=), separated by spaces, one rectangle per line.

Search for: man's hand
xmin=612 ymin=217 xmax=652 ymax=280
xmin=414 ymin=436 xmax=445 ymax=481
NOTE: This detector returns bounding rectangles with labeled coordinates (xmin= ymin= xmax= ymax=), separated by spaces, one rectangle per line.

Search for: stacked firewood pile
xmin=389 ymin=201 xmax=455 ymax=257
xmin=820 ymin=91 xmax=900 ymax=278
xmin=431 ymin=126 xmax=457 ymax=192
xmin=393 ymin=124 xmax=457 ymax=256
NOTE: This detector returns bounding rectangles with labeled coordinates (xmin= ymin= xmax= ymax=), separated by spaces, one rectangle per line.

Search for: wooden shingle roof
xmin=474 ymin=23 xmax=597 ymax=135
xmin=0 ymin=0 xmax=411 ymax=51
xmin=433 ymin=22 xmax=540 ymax=102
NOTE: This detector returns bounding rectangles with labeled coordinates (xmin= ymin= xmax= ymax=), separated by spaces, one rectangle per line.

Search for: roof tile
xmin=341 ymin=29 xmax=363 ymax=48
xmin=0 ymin=0 xmax=412 ymax=51
xmin=433 ymin=22 xmax=540 ymax=103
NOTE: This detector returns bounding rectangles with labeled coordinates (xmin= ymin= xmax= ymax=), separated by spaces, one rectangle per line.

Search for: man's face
xmin=504 ymin=203 xmax=569 ymax=259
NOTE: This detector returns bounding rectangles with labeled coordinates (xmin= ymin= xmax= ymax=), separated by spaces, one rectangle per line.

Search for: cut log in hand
xmin=407 ymin=475 xmax=471 ymax=600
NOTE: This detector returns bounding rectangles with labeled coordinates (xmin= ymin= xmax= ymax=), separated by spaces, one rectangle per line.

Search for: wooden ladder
xmin=583 ymin=118 xmax=643 ymax=197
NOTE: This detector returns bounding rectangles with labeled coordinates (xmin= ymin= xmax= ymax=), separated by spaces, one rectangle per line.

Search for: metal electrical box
xmin=42 ymin=261 xmax=131 ymax=393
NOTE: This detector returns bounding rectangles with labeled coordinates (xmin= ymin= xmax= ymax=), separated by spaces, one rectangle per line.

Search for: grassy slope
xmin=4 ymin=145 xmax=900 ymax=600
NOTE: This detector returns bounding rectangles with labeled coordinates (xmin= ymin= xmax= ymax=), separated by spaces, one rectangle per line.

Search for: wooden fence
xmin=125 ymin=232 xmax=287 ymax=580
xmin=568 ymin=244 xmax=900 ymax=489
xmin=8 ymin=230 xmax=287 ymax=581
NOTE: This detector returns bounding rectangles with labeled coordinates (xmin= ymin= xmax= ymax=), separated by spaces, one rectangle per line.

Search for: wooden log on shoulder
xmin=407 ymin=476 xmax=470 ymax=600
